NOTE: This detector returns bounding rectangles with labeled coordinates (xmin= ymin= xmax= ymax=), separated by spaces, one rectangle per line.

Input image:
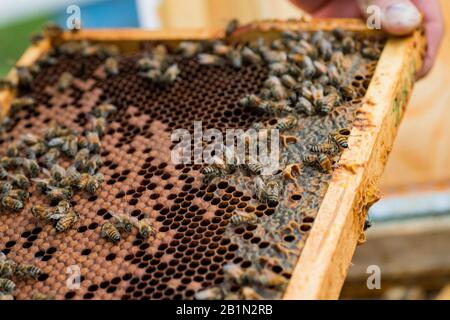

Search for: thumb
xmin=357 ymin=0 xmax=422 ymax=35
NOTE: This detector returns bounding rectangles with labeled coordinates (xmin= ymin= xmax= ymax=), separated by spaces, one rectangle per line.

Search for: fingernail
xmin=383 ymin=3 xmax=422 ymax=35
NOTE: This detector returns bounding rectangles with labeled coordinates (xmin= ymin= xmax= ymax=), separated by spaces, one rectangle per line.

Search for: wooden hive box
xmin=0 ymin=19 xmax=425 ymax=300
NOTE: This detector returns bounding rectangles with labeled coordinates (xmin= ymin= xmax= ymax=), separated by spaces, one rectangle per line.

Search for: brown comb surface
xmin=0 ymin=32 xmax=384 ymax=300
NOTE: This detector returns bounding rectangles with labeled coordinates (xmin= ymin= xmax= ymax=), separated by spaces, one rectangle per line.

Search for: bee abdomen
xmin=0 ymin=278 xmax=16 ymax=293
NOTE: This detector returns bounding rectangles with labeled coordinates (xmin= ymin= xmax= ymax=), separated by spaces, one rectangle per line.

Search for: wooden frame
xmin=0 ymin=19 xmax=425 ymax=300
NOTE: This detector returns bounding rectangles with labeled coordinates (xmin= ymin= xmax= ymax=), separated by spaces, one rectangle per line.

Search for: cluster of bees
xmin=192 ymin=21 xmax=365 ymax=222
xmin=101 ymin=213 xmax=155 ymax=244
xmin=0 ymin=252 xmax=46 ymax=300
xmin=187 ymin=20 xmax=374 ymax=298
xmin=195 ymin=262 xmax=287 ymax=300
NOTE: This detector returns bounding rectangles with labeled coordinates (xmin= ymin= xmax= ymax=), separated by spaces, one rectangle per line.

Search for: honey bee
xmin=241 ymin=287 xmax=263 ymax=300
xmin=295 ymin=97 xmax=314 ymax=116
xmin=259 ymin=101 xmax=293 ymax=117
xmin=195 ymin=287 xmax=223 ymax=300
xmin=74 ymin=148 xmax=90 ymax=169
xmin=318 ymin=38 xmax=333 ymax=60
xmin=90 ymin=116 xmax=106 ymax=136
xmin=0 ymin=278 xmax=16 ymax=294
xmin=26 ymin=141 xmax=48 ymax=159
xmin=32 ymin=292 xmax=54 ymax=300
xmin=6 ymin=142 xmax=21 ymax=157
xmin=43 ymin=121 xmax=68 ymax=141
xmin=265 ymin=75 xmax=286 ymax=99
xmin=239 ymin=94 xmax=261 ymax=108
xmin=85 ymin=131 xmax=101 ymax=154
xmin=223 ymin=263 xmax=251 ymax=285
xmin=8 ymin=189 xmax=29 ymax=202
xmin=225 ymin=18 xmax=239 ymax=37
xmin=159 ymin=64 xmax=180 ymax=84
xmin=10 ymin=97 xmax=35 ymax=115
xmin=47 ymin=164 xmax=64 ymax=182
xmin=329 ymin=129 xmax=350 ymax=150
xmin=361 ymin=47 xmax=381 ymax=60
xmin=0 ymin=253 xmax=17 ymax=279
xmin=309 ymin=143 xmax=337 ymax=155
xmin=15 ymin=264 xmax=43 ymax=280
xmin=280 ymin=74 xmax=296 ymax=89
xmin=31 ymin=204 xmax=56 ymax=222
xmin=84 ymin=154 xmax=102 ymax=175
xmin=31 ymin=178 xmax=51 ymax=194
xmin=112 ymin=213 xmax=133 ymax=233
xmin=201 ymin=163 xmax=226 ymax=184
xmin=42 ymin=148 xmax=60 ymax=168
xmin=313 ymin=60 xmax=328 ymax=77
xmin=0 ymin=166 xmax=8 ymax=180
xmin=198 ymin=54 xmax=225 ymax=66
xmin=317 ymin=92 xmax=340 ymax=115
xmin=241 ymin=47 xmax=262 ymax=65
xmin=101 ymin=222 xmax=121 ymax=243
xmin=9 ymin=172 xmax=30 ymax=190
xmin=178 ymin=41 xmax=202 ymax=58
xmin=54 ymin=134 xmax=78 ymax=156
xmin=46 ymin=186 xmax=72 ymax=202
xmin=86 ymin=172 xmax=104 ymax=193
xmin=55 ymin=209 xmax=79 ymax=232
xmin=253 ymin=269 xmax=287 ymax=288
xmin=261 ymin=49 xmax=287 ymax=64
xmin=0 ymin=156 xmax=23 ymax=169
xmin=340 ymin=85 xmax=357 ymax=100
xmin=230 ymin=211 xmax=258 ymax=226
xmin=227 ymin=49 xmax=243 ymax=69
xmin=56 ymin=72 xmax=74 ymax=92
xmin=0 ymin=181 xmax=12 ymax=195
xmin=140 ymin=69 xmax=162 ymax=82
xmin=364 ymin=218 xmax=372 ymax=231
xmin=19 ymin=133 xmax=40 ymax=146
xmin=297 ymin=39 xmax=318 ymax=59
xmin=316 ymin=153 xmax=333 ymax=172
xmin=105 ymin=57 xmax=119 ymax=76
xmin=327 ymin=63 xmax=341 ymax=86
xmin=137 ymin=56 xmax=161 ymax=71
xmin=15 ymin=66 xmax=33 ymax=89
xmin=254 ymin=177 xmax=280 ymax=205
xmin=135 ymin=219 xmax=156 ymax=239
xmin=93 ymin=103 xmax=117 ymax=118
xmin=275 ymin=115 xmax=298 ymax=131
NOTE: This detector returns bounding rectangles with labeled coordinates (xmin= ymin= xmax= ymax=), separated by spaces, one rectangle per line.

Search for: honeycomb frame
xmin=0 ymin=19 xmax=425 ymax=300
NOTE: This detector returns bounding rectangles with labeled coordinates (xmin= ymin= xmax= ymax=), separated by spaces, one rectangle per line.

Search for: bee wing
xmin=48 ymin=213 xmax=65 ymax=220
xmin=0 ymin=251 xmax=6 ymax=262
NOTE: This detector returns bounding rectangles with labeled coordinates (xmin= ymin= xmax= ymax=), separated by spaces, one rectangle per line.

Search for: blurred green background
xmin=0 ymin=15 xmax=51 ymax=76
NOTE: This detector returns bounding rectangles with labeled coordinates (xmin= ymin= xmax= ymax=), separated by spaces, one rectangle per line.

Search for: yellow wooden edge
xmin=283 ymin=29 xmax=426 ymax=300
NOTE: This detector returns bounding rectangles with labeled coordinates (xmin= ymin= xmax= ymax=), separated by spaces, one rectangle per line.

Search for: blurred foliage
xmin=0 ymin=15 xmax=51 ymax=76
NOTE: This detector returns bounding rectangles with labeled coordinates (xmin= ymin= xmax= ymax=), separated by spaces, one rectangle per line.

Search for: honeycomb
xmin=0 ymin=28 xmax=385 ymax=300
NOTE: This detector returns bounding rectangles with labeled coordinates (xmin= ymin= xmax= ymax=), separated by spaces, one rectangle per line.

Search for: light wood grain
xmin=380 ymin=0 xmax=450 ymax=192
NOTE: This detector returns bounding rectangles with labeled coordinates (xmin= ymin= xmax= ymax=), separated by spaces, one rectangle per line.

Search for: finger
xmin=288 ymin=0 xmax=330 ymax=13
xmin=358 ymin=0 xmax=422 ymax=35
xmin=411 ymin=0 xmax=445 ymax=77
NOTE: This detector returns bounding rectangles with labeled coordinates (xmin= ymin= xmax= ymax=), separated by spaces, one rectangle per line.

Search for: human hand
xmin=290 ymin=0 xmax=444 ymax=78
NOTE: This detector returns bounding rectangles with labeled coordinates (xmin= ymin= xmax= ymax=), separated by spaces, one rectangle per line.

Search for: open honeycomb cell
xmin=0 ymin=29 xmax=386 ymax=300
